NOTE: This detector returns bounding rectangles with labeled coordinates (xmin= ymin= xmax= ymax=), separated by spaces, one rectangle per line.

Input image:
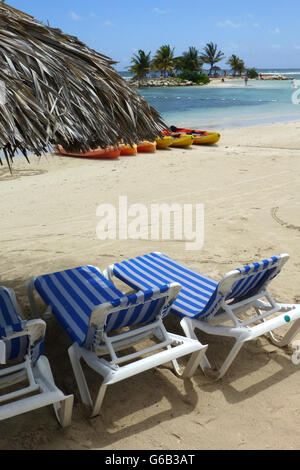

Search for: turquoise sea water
xmin=122 ymin=69 xmax=300 ymax=130
xmin=1 ymin=70 xmax=299 ymax=162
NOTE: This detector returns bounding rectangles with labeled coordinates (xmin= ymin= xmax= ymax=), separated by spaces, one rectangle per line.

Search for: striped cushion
xmin=34 ymin=265 xmax=172 ymax=346
xmin=105 ymin=285 xmax=170 ymax=333
xmin=0 ymin=287 xmax=43 ymax=362
xmin=112 ymin=253 xmax=283 ymax=320
xmin=112 ymin=253 xmax=218 ymax=319
xmin=227 ymin=256 xmax=281 ymax=300
xmin=0 ymin=287 xmax=25 ymax=337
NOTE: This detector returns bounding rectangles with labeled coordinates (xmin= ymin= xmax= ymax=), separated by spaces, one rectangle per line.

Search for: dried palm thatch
xmin=0 ymin=4 xmax=167 ymax=166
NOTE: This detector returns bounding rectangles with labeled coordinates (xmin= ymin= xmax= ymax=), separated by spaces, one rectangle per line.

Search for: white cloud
xmin=294 ymin=45 xmax=300 ymax=50
xmin=103 ymin=20 xmax=114 ymax=27
xmin=70 ymin=11 xmax=81 ymax=21
xmin=253 ymin=23 xmax=260 ymax=28
xmin=271 ymin=44 xmax=281 ymax=49
xmin=223 ymin=42 xmax=239 ymax=52
xmin=217 ymin=19 xmax=242 ymax=29
xmin=270 ymin=27 xmax=280 ymax=34
xmin=154 ymin=8 xmax=170 ymax=14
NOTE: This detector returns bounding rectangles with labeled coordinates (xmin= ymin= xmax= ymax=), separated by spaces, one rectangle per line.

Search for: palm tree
xmin=151 ymin=45 xmax=175 ymax=78
xmin=227 ymin=54 xmax=245 ymax=76
xmin=129 ymin=50 xmax=151 ymax=80
xmin=200 ymin=42 xmax=225 ymax=76
xmin=176 ymin=46 xmax=202 ymax=72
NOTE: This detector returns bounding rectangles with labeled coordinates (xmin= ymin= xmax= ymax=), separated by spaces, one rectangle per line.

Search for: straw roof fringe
xmin=0 ymin=4 xmax=167 ymax=165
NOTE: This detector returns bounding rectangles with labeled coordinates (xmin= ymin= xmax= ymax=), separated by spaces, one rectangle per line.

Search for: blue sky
xmin=8 ymin=1 xmax=300 ymax=70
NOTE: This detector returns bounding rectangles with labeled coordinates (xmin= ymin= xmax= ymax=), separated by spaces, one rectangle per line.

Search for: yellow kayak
xmin=170 ymin=126 xmax=221 ymax=145
xmin=156 ymin=136 xmax=174 ymax=149
xmin=170 ymin=134 xmax=194 ymax=148
xmin=192 ymin=132 xmax=221 ymax=145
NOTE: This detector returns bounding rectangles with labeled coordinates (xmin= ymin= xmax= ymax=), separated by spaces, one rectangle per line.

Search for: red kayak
xmin=167 ymin=126 xmax=221 ymax=145
xmin=170 ymin=126 xmax=208 ymax=136
xmin=56 ymin=145 xmax=120 ymax=159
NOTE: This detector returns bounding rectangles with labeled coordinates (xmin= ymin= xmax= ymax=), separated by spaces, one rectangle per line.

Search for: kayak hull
xmin=119 ymin=144 xmax=138 ymax=156
xmin=156 ymin=136 xmax=174 ymax=149
xmin=170 ymin=135 xmax=194 ymax=148
xmin=170 ymin=126 xmax=221 ymax=145
xmin=192 ymin=133 xmax=220 ymax=145
xmin=137 ymin=141 xmax=157 ymax=153
xmin=56 ymin=145 xmax=120 ymax=159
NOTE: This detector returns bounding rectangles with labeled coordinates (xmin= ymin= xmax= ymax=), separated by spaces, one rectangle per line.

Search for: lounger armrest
xmin=90 ymin=303 xmax=112 ymax=331
xmin=3 ymin=287 xmax=46 ymax=344
xmin=1 ymin=319 xmax=46 ymax=345
xmin=103 ymin=265 xmax=114 ymax=282
xmin=164 ymin=282 xmax=181 ymax=308
xmin=23 ymin=319 xmax=46 ymax=345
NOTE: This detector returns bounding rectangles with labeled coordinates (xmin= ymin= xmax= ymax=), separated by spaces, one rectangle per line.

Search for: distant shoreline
xmin=130 ymin=74 xmax=291 ymax=88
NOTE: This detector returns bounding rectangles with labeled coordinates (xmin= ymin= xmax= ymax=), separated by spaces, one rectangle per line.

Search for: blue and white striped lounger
xmin=0 ymin=286 xmax=73 ymax=426
xmin=105 ymin=252 xmax=300 ymax=379
xmin=27 ymin=265 xmax=207 ymax=417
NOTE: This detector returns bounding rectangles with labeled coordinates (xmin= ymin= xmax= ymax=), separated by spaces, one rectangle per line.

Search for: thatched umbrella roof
xmin=0 ymin=3 xmax=167 ymax=166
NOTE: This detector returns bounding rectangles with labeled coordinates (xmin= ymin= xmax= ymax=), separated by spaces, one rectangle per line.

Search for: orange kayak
xmin=56 ymin=145 xmax=120 ymax=159
xmin=137 ymin=141 xmax=157 ymax=153
xmin=119 ymin=143 xmax=138 ymax=156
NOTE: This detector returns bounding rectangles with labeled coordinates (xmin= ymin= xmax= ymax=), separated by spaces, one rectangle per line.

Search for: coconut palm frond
xmin=0 ymin=4 xmax=167 ymax=165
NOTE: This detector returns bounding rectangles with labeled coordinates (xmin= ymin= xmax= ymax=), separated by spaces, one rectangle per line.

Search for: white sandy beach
xmin=0 ymin=119 xmax=300 ymax=450
xmin=204 ymin=76 xmax=291 ymax=88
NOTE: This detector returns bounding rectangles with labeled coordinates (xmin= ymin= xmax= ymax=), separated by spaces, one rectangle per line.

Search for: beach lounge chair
xmin=26 ymin=265 xmax=207 ymax=417
xmin=104 ymin=252 xmax=300 ymax=380
xmin=0 ymin=286 xmax=73 ymax=426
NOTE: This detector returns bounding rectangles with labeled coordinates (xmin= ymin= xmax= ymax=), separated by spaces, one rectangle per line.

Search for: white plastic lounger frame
xmin=105 ymin=252 xmax=300 ymax=380
xmin=27 ymin=265 xmax=207 ymax=418
xmin=0 ymin=286 xmax=73 ymax=426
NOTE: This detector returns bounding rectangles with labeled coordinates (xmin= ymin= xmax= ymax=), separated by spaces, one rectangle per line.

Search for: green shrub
xmin=178 ymin=70 xmax=210 ymax=84
xmin=247 ymin=68 xmax=259 ymax=79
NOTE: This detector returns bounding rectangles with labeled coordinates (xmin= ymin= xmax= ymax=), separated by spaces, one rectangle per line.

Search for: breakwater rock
xmin=130 ymin=78 xmax=201 ymax=87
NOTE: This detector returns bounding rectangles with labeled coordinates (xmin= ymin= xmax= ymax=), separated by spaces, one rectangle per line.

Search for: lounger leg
xmin=181 ymin=318 xmax=245 ymax=379
xmin=170 ymin=358 xmax=182 ymax=376
xmin=269 ymin=318 xmax=300 ymax=347
xmin=90 ymin=383 xmax=108 ymax=418
xmin=68 ymin=343 xmax=93 ymax=408
xmin=34 ymin=356 xmax=74 ymax=427
xmin=182 ymin=345 xmax=208 ymax=379
xmin=180 ymin=318 xmax=212 ymax=372
xmin=217 ymin=340 xmax=244 ymax=380
xmin=53 ymin=395 xmax=74 ymax=428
